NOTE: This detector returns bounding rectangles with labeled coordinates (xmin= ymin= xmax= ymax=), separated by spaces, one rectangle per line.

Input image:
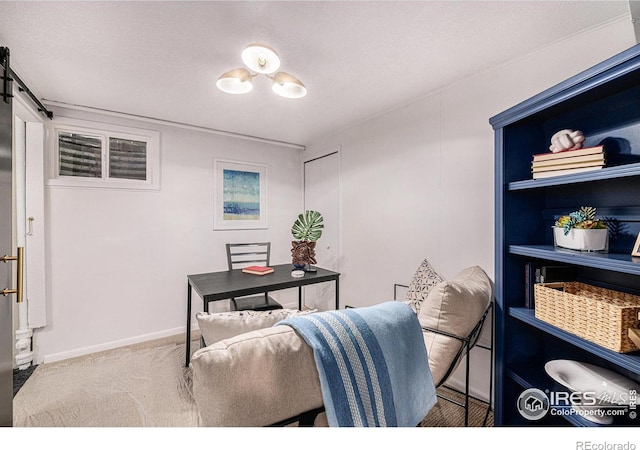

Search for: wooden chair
xmin=226 ymin=243 xmax=283 ymax=311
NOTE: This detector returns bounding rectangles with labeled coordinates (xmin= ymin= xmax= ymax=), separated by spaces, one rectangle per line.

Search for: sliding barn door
xmin=0 ymin=50 xmax=13 ymax=427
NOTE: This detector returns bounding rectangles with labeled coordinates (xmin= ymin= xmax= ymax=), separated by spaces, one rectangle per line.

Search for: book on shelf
xmin=524 ymin=263 xmax=577 ymax=309
xmin=524 ymin=262 xmax=538 ymax=309
xmin=241 ymin=265 xmax=274 ymax=275
xmin=532 ymin=160 xmax=604 ymax=174
xmin=532 ymin=154 xmax=605 ymax=170
xmin=532 ymin=165 xmax=603 ymax=179
xmin=538 ymin=265 xmax=577 ymax=284
xmin=532 ymin=145 xmax=604 ymax=162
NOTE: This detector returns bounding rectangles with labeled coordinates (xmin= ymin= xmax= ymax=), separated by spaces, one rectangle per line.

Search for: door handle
xmin=2 ymin=246 xmax=23 ymax=302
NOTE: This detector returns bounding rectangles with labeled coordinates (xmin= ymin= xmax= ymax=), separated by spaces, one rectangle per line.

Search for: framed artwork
xmin=632 ymin=232 xmax=640 ymax=257
xmin=214 ymin=159 xmax=268 ymax=230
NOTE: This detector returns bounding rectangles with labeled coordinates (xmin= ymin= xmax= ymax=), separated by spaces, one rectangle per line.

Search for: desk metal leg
xmin=186 ymin=281 xmax=192 ymax=367
xmin=335 ymin=277 xmax=340 ymax=310
xmin=201 ymin=297 xmax=208 ymax=349
xmin=298 ymin=286 xmax=302 ymax=311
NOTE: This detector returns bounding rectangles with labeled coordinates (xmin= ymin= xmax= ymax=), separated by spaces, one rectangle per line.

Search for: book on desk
xmin=242 ymin=265 xmax=275 ymax=275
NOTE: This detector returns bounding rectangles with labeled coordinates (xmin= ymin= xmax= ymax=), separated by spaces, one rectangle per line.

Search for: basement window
xmin=48 ymin=118 xmax=160 ymax=190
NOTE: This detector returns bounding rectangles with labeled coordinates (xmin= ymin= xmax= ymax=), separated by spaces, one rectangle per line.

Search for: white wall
xmin=305 ymin=18 xmax=636 ymax=401
xmin=34 ymin=107 xmax=303 ymax=363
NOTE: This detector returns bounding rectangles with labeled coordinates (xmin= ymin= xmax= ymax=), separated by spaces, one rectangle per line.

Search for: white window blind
xmin=58 ymin=132 xmax=103 ymax=178
xmin=48 ymin=118 xmax=160 ymax=190
xmin=108 ymin=137 xmax=147 ymax=181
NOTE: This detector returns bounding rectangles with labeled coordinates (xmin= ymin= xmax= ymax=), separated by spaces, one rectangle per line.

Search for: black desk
xmin=185 ymin=264 xmax=340 ymax=366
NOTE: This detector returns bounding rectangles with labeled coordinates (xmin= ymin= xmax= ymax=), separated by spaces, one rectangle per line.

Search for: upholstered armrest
xmin=190 ymin=325 xmax=325 ymax=427
xmin=196 ymin=309 xmax=316 ymax=347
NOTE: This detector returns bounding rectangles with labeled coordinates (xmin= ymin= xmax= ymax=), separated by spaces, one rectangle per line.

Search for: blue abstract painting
xmin=222 ymin=169 xmax=260 ymax=220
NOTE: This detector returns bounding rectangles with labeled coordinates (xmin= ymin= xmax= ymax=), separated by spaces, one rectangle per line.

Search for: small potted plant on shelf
xmin=291 ymin=210 xmax=324 ymax=271
xmin=553 ymin=206 xmax=608 ymax=252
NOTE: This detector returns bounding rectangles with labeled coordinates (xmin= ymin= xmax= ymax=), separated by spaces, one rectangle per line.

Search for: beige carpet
xmin=420 ymin=387 xmax=493 ymax=427
xmin=13 ymin=333 xmax=492 ymax=427
xmin=13 ymin=334 xmax=200 ymax=427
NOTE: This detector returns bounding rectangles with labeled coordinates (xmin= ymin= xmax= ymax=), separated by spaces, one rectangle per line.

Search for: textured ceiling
xmin=0 ymin=1 xmax=632 ymax=146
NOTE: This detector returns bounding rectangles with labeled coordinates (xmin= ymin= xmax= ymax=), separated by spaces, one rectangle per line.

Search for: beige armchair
xmin=399 ymin=261 xmax=494 ymax=426
xmin=190 ymin=263 xmax=493 ymax=427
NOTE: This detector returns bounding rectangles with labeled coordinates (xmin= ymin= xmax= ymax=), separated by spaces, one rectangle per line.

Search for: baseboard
xmin=39 ymin=300 xmax=331 ymax=364
xmin=42 ymin=326 xmax=186 ymax=364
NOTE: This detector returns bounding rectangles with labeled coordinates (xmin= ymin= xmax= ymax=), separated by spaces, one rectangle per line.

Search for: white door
xmin=12 ymin=109 xmax=44 ymax=370
xmin=23 ymin=121 xmax=46 ymax=330
xmin=303 ymin=149 xmax=340 ymax=310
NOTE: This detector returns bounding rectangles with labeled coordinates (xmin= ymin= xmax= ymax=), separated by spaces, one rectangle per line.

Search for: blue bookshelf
xmin=491 ymin=44 xmax=640 ymax=427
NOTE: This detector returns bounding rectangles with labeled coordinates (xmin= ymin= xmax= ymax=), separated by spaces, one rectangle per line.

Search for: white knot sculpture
xmin=549 ymin=129 xmax=585 ymax=153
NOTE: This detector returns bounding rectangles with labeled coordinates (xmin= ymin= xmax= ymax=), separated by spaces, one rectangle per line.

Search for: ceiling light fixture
xmin=217 ymin=43 xmax=307 ymax=99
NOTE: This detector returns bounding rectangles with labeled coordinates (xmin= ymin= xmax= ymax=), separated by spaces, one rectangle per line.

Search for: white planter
xmin=553 ymin=227 xmax=608 ymax=252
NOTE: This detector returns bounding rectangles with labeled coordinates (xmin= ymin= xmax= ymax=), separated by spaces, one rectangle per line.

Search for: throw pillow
xmin=196 ymin=309 xmax=316 ymax=346
xmin=405 ymin=259 xmax=444 ymax=314
xmin=418 ymin=265 xmax=492 ymax=386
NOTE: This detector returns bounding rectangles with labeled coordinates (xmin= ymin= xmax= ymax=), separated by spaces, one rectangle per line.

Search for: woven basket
xmin=534 ymin=282 xmax=640 ymax=353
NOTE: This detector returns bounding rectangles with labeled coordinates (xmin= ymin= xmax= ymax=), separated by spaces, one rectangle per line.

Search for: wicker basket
xmin=534 ymin=282 xmax=640 ymax=353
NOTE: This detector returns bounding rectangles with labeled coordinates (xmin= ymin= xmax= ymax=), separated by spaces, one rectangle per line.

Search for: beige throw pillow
xmin=418 ymin=265 xmax=492 ymax=386
xmin=405 ymin=259 xmax=444 ymax=314
xmin=196 ymin=309 xmax=316 ymax=346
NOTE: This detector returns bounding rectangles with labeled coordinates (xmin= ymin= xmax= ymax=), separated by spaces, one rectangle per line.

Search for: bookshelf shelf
xmin=508 ymin=308 xmax=640 ymax=374
xmin=492 ymin=44 xmax=640 ymax=426
xmin=507 ymin=162 xmax=640 ymax=191
xmin=508 ymin=245 xmax=640 ymax=276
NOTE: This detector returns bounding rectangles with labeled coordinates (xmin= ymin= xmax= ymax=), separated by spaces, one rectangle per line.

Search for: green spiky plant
xmin=291 ymin=210 xmax=324 ymax=268
xmin=555 ymin=206 xmax=607 ymax=236
xmin=291 ymin=210 xmax=324 ymax=242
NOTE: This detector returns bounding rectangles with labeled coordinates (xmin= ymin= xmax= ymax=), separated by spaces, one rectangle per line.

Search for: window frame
xmin=47 ymin=118 xmax=160 ymax=190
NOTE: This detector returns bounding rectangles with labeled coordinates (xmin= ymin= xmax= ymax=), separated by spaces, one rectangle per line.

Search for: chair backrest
xmin=226 ymin=242 xmax=271 ymax=270
xmin=431 ymin=302 xmax=493 ymax=388
xmin=417 ymin=265 xmax=493 ymax=387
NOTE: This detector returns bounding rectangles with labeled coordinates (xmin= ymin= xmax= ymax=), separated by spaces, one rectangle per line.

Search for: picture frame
xmin=632 ymin=232 xmax=640 ymax=257
xmin=214 ymin=159 xmax=268 ymax=230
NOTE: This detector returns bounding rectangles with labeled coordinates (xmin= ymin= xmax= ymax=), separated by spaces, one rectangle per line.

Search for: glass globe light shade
xmin=271 ymin=72 xmax=307 ymax=99
xmin=216 ymin=68 xmax=253 ymax=94
xmin=241 ymin=44 xmax=281 ymax=74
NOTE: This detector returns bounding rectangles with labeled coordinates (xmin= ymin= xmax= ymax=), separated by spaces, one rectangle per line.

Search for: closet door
xmin=303 ymin=150 xmax=340 ymax=310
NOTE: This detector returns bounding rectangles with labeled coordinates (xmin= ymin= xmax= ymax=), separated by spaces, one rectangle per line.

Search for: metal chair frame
xmin=394 ymin=283 xmax=494 ymax=427
xmin=226 ymin=243 xmax=283 ymax=311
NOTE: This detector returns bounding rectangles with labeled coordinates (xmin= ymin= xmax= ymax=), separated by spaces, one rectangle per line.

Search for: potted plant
xmin=553 ymin=206 xmax=608 ymax=252
xmin=291 ymin=210 xmax=324 ymax=270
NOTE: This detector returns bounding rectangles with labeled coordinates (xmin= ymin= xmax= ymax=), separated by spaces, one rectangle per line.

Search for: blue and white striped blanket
xmin=277 ymin=301 xmax=436 ymax=427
